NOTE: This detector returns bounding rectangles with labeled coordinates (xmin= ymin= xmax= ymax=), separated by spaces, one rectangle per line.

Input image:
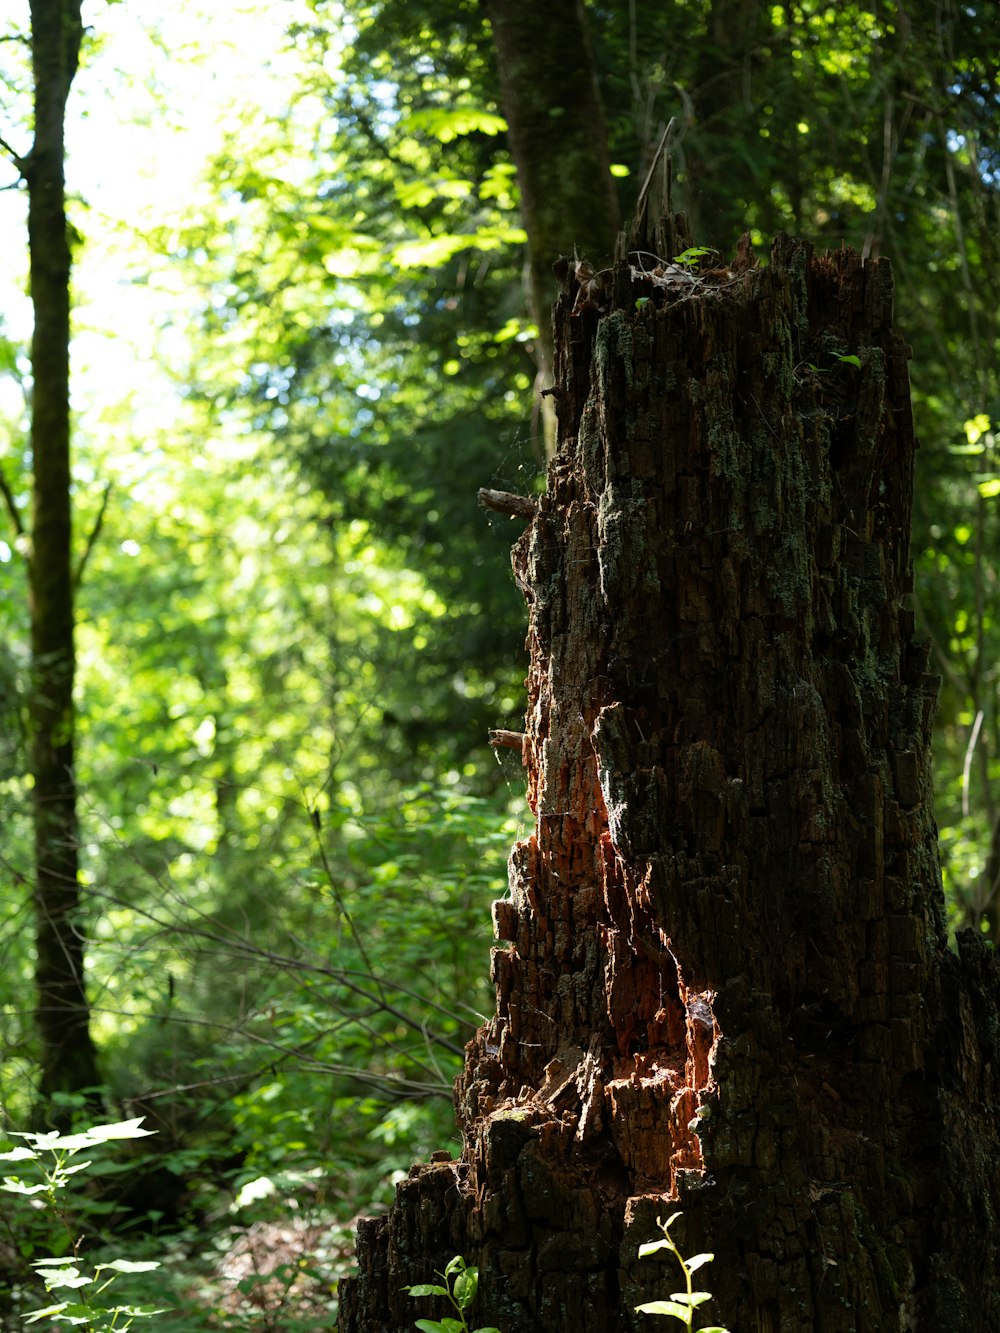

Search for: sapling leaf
xmin=636 ymin=1299 xmax=691 ymax=1319
xmin=685 ymin=1253 xmax=714 ymax=1273
xmin=32 ymin=1267 xmax=91 ymax=1289
xmin=23 ymin=1305 xmax=72 ymax=1323
xmin=833 ymin=353 xmax=861 ymax=368
xmin=0 ymin=1146 xmax=37 ymax=1162
xmin=669 ymin=1291 xmax=711 ymax=1306
xmin=80 ymin=1118 xmax=156 ymax=1143
xmin=1 ymin=1179 xmax=49 ymax=1195
xmin=96 ymin=1259 xmax=162 ymax=1273
xmin=673 ymin=246 xmax=714 ymax=267
xmin=403 ymin=1283 xmax=451 ymax=1298
xmin=695 ymin=1326 xmax=731 ymax=1332
xmin=55 ymin=1161 xmax=93 ymax=1178
xmin=638 ymin=1239 xmax=672 ymax=1257
xmin=453 ymin=1265 xmax=478 ymax=1308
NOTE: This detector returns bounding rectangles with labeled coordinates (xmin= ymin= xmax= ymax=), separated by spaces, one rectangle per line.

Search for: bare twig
xmin=489 ymin=729 xmax=527 ymax=752
xmin=962 ymin=709 xmax=984 ymax=820
xmin=478 ymin=487 xmax=537 ymax=520
xmin=632 ymin=116 xmax=676 ymax=238
xmin=73 ymin=480 xmax=112 ymax=588
xmin=0 ymin=132 xmax=29 ymax=176
xmin=0 ymin=460 xmax=26 ymax=538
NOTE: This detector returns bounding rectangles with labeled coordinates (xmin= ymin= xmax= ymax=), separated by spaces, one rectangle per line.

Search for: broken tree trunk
xmin=337 ymin=226 xmax=1000 ymax=1331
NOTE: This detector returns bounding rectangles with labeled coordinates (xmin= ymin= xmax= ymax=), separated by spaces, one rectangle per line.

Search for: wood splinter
xmin=478 ymin=488 xmax=538 ymax=520
xmin=489 ymin=729 xmax=528 ymax=753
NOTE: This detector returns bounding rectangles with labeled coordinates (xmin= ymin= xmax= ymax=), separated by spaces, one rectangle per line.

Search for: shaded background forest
xmin=0 ymin=0 xmax=998 ymax=1326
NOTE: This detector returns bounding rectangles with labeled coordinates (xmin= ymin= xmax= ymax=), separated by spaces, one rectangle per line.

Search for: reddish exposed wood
xmin=338 ymin=230 xmax=1000 ymax=1332
xmin=488 ymin=730 xmax=528 ymax=757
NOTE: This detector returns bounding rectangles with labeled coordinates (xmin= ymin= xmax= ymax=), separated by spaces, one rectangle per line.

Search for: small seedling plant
xmin=402 ymin=1254 xmax=501 ymax=1333
xmin=635 ymin=1212 xmax=731 ymax=1332
xmin=0 ymin=1117 xmax=166 ymax=1330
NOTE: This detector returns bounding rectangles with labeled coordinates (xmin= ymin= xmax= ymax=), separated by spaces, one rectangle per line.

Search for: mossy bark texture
xmin=339 ymin=231 xmax=1000 ymax=1331
xmin=26 ymin=0 xmax=100 ymax=1109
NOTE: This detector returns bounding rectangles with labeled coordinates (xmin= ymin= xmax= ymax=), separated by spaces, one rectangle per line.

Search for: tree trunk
xmin=482 ymin=0 xmax=620 ymax=449
xmin=25 ymin=0 xmax=100 ymax=1112
xmin=338 ymin=221 xmax=1000 ymax=1331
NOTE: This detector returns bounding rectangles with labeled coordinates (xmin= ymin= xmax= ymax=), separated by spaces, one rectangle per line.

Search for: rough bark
xmin=482 ymin=0 xmax=620 ymax=415
xmin=25 ymin=0 xmax=100 ymax=1110
xmin=338 ymin=226 xmax=1000 ymax=1331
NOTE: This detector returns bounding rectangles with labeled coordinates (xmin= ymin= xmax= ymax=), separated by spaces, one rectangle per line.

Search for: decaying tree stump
xmin=338 ymin=225 xmax=1000 ymax=1332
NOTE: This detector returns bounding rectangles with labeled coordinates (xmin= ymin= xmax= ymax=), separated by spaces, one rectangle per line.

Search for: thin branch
xmin=73 ymin=480 xmax=112 ymax=588
xmin=490 ymin=729 xmax=527 ymax=752
xmin=910 ymin=590 xmax=969 ymax=700
xmin=478 ymin=487 xmax=537 ymax=520
xmin=631 ymin=116 xmax=676 ymax=240
xmin=0 ymin=132 xmax=29 ymax=177
xmin=962 ymin=709 xmax=984 ymax=820
xmin=0 ymin=460 xmax=26 ymax=538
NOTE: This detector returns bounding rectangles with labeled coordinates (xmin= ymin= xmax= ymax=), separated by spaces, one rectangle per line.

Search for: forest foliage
xmin=0 ymin=0 xmax=998 ymax=1325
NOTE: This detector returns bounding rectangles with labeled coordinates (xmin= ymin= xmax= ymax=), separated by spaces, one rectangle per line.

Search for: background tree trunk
xmin=25 ymin=0 xmax=100 ymax=1112
xmin=338 ymin=223 xmax=1000 ymax=1330
xmin=482 ymin=0 xmax=620 ymax=451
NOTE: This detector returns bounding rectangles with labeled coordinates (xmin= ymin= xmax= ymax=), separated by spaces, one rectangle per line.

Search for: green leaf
xmin=636 ymin=1299 xmax=692 ymax=1319
xmin=669 ymin=1291 xmax=712 ymax=1306
xmin=672 ymin=246 xmax=714 ymax=267
xmin=0 ymin=1146 xmax=37 ymax=1162
xmin=978 ymin=479 xmax=1000 ymax=498
xmin=695 ymin=1326 xmax=732 ymax=1332
xmin=1 ymin=1179 xmax=49 ymax=1195
xmin=54 ymin=1161 xmax=92 ymax=1178
xmin=399 ymin=106 xmax=507 ymax=144
xmin=637 ymin=1239 xmax=672 ymax=1257
xmin=403 ymin=1283 xmax=451 ymax=1299
xmin=24 ymin=1305 xmax=71 ymax=1324
xmin=685 ymin=1253 xmax=715 ymax=1273
xmin=452 ymin=1266 xmax=478 ymax=1309
xmin=95 ymin=1259 xmax=162 ymax=1273
xmin=33 ymin=1267 xmax=92 ymax=1289
xmin=79 ymin=1118 xmax=156 ymax=1143
xmin=833 ymin=352 xmax=861 ymax=368
xmin=414 ymin=1321 xmax=448 ymax=1333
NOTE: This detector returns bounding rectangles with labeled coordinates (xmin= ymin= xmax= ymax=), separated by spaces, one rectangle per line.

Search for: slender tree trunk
xmin=339 ymin=216 xmax=1000 ymax=1331
xmin=482 ymin=0 xmax=620 ymax=452
xmin=680 ymin=0 xmax=774 ymax=243
xmin=25 ymin=0 xmax=100 ymax=1111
